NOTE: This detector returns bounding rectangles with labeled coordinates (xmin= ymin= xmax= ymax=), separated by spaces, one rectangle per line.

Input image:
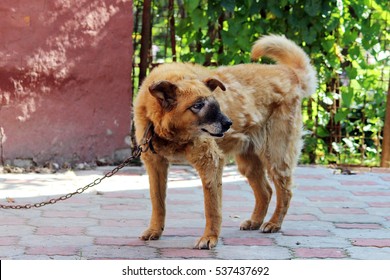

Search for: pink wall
xmin=0 ymin=0 xmax=133 ymax=166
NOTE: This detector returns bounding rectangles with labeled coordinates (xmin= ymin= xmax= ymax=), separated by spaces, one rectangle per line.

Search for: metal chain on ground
xmin=0 ymin=146 xmax=143 ymax=210
xmin=0 ymin=123 xmax=156 ymax=210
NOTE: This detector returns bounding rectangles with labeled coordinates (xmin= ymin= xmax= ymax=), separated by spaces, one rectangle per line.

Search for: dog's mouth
xmin=201 ymin=128 xmax=224 ymax=138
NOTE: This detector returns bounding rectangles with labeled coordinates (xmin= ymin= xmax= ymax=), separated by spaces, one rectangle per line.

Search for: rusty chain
xmin=0 ymin=123 xmax=155 ymax=210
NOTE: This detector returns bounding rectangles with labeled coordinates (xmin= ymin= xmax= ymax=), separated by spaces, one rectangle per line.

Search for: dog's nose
xmin=222 ymin=118 xmax=233 ymax=131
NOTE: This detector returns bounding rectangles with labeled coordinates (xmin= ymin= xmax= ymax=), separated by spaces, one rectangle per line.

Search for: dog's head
xmin=148 ymin=78 xmax=232 ymax=141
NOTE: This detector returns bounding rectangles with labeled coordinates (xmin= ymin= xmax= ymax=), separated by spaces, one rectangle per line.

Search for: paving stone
xmin=339 ymin=180 xmax=379 ymax=186
xmin=334 ymin=223 xmax=383 ymax=229
xmin=275 ymin=235 xmax=351 ymax=248
xmin=35 ymin=226 xmax=85 ymax=236
xmin=351 ymin=238 xmax=390 ymax=248
xmin=365 ymin=207 xmax=390 ymax=216
xmin=101 ymin=204 xmax=146 ymax=210
xmin=94 ymin=237 xmax=146 ymax=246
xmin=164 ymin=227 xmax=204 ymax=237
xmin=294 ymin=248 xmax=347 ymax=259
xmin=160 ymin=248 xmax=213 ymax=259
xmin=86 ymin=226 xmax=142 ymax=238
xmin=0 ymin=217 xmax=27 ymax=225
xmin=0 ymin=246 xmax=26 ymax=259
xmin=0 ymin=225 xmax=35 ymax=236
xmin=144 ymin=236 xmax=200 ymax=249
xmin=222 ymin=237 xmax=274 ymax=246
xmin=77 ymin=245 xmax=158 ymax=260
xmin=332 ymin=229 xmax=390 ymax=239
xmin=12 ymin=254 xmax=82 ymax=260
xmin=352 ymin=191 xmax=390 ymax=196
xmin=282 ymin=230 xmax=332 ymax=237
xmin=347 ymin=247 xmax=390 ymax=259
xmin=380 ymin=176 xmax=390 ymax=181
xmin=287 ymin=206 xmax=324 ymax=216
xmin=307 ymin=196 xmax=351 ymax=202
xmin=368 ymin=202 xmax=390 ymax=208
xmin=19 ymin=235 xmax=94 ymax=247
xmin=88 ymin=209 xmax=142 ymax=220
xmin=0 ymin=209 xmax=43 ymax=219
xmin=317 ymin=214 xmax=385 ymax=224
xmin=285 ymin=214 xmax=319 ymax=221
xmin=27 ymin=217 xmax=98 ymax=227
xmin=1 ymin=165 xmax=390 ymax=260
xmin=320 ymin=207 xmax=368 ymax=214
xmin=100 ymin=219 xmax=146 ymax=227
xmin=297 ymin=186 xmax=338 ymax=191
xmin=0 ymin=236 xmax=19 ymax=245
xmin=100 ymin=192 xmax=146 ymax=199
xmin=164 ymin=218 xmax=208 ymax=228
xmin=282 ymin=220 xmax=335 ymax=231
xmin=42 ymin=210 xmax=89 ymax=218
xmin=168 ymin=212 xmax=204 ymax=219
xmin=294 ymin=174 xmax=327 ymax=179
xmin=214 ymin=245 xmax=291 ymax=260
xmin=220 ymin=227 xmax=276 ymax=239
xmin=25 ymin=246 xmax=80 ymax=256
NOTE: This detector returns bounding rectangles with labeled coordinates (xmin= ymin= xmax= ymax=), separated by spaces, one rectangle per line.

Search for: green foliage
xmin=133 ymin=0 xmax=390 ymax=166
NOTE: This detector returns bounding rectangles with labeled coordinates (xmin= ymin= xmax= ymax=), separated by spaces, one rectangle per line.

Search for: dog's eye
xmin=190 ymin=102 xmax=204 ymax=113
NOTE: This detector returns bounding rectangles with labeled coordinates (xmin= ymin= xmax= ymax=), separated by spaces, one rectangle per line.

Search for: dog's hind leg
xmin=258 ymin=100 xmax=302 ymax=233
xmin=187 ymin=139 xmax=224 ymax=249
xmin=236 ymin=153 xmax=272 ymax=231
xmin=139 ymin=153 xmax=169 ymax=241
xmin=260 ymin=167 xmax=292 ymax=233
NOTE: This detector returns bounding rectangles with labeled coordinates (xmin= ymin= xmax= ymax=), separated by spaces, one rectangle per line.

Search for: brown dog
xmin=134 ymin=35 xmax=317 ymax=249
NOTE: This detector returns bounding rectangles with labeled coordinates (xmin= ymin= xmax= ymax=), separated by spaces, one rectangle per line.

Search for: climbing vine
xmin=133 ymin=0 xmax=390 ymax=166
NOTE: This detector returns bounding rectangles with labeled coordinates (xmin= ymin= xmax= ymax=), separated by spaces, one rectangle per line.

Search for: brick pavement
xmin=0 ymin=165 xmax=389 ymax=260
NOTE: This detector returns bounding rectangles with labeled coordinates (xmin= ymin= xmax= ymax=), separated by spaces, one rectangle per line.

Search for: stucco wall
xmin=0 ymin=0 xmax=133 ymax=167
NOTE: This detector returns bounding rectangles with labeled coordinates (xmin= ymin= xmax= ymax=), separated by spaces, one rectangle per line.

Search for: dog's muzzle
xmin=201 ymin=115 xmax=232 ymax=138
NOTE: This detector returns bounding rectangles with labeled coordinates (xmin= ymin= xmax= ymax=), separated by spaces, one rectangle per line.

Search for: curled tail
xmin=251 ymin=35 xmax=317 ymax=98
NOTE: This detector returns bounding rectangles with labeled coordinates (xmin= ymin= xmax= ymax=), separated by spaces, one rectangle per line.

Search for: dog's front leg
xmin=186 ymin=140 xmax=224 ymax=249
xmin=139 ymin=153 xmax=169 ymax=241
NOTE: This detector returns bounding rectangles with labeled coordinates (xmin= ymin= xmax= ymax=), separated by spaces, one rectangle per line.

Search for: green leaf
xmin=349 ymin=45 xmax=362 ymax=60
xmin=221 ymin=0 xmax=236 ymax=12
xmin=304 ymin=0 xmax=322 ymax=16
xmin=184 ymin=0 xmax=200 ymax=11
xmin=345 ymin=67 xmax=358 ymax=80
xmin=317 ymin=126 xmax=330 ymax=137
xmin=342 ymin=29 xmax=358 ymax=45
xmin=302 ymin=26 xmax=317 ymax=44
xmin=335 ymin=109 xmax=349 ymax=123
xmin=221 ymin=30 xmax=234 ymax=46
xmin=268 ymin=3 xmax=283 ymax=18
xmin=341 ymin=88 xmax=354 ymax=108
xmin=191 ymin=8 xmax=206 ymax=30
xmin=321 ymin=38 xmax=334 ymax=52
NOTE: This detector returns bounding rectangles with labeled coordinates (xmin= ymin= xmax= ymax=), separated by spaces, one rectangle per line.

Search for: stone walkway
xmin=0 ymin=165 xmax=389 ymax=260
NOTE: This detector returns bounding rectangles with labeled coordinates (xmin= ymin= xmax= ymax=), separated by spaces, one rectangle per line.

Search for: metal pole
xmin=381 ymin=80 xmax=390 ymax=167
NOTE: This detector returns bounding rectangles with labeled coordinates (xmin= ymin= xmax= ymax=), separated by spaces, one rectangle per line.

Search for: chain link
xmin=0 ymin=145 xmax=145 ymax=210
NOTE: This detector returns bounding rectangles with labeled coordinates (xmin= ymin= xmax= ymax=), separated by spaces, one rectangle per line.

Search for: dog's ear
xmin=149 ymin=81 xmax=178 ymax=111
xmin=204 ymin=78 xmax=226 ymax=92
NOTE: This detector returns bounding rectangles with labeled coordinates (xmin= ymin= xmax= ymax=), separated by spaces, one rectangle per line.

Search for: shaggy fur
xmin=134 ymin=35 xmax=317 ymax=249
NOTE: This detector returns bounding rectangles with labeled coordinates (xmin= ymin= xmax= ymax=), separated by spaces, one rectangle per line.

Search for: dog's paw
xmin=260 ymin=222 xmax=281 ymax=233
xmin=139 ymin=228 xmax=163 ymax=241
xmin=240 ymin=219 xmax=261 ymax=230
xmin=194 ymin=235 xmax=218 ymax=249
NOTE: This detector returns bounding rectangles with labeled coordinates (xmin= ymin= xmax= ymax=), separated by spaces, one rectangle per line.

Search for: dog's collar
xmin=139 ymin=122 xmax=157 ymax=154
